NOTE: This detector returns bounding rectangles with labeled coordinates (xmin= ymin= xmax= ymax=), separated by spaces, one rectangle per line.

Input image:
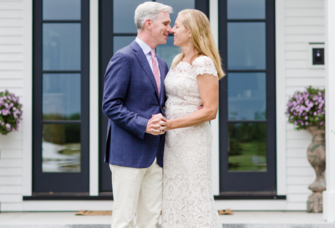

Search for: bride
xmin=159 ymin=9 xmax=225 ymax=228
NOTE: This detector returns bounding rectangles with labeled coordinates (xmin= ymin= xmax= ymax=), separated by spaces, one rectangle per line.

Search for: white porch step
xmin=1 ymin=225 xmax=335 ymax=228
xmin=0 ymin=212 xmax=334 ymax=228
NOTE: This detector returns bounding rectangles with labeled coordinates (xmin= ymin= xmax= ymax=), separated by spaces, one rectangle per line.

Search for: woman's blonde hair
xmin=171 ymin=9 xmax=225 ymax=79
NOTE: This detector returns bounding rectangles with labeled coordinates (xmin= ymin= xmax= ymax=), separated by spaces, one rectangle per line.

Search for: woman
xmin=161 ymin=9 xmax=225 ymax=228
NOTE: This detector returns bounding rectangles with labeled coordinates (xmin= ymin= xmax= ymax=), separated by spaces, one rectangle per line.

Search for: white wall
xmin=283 ymin=0 xmax=325 ymax=210
xmin=0 ymin=0 xmax=27 ymax=211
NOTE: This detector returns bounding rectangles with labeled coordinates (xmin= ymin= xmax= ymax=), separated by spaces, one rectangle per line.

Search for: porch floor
xmin=0 ymin=211 xmax=334 ymax=228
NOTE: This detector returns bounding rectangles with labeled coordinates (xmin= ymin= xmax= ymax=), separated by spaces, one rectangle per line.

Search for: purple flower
xmin=305 ymin=116 xmax=308 ymax=120
xmin=305 ymin=122 xmax=309 ymax=125
xmin=294 ymin=121 xmax=297 ymax=125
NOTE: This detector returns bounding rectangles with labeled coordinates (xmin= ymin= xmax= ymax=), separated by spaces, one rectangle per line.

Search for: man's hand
xmin=145 ymin=114 xmax=166 ymax=135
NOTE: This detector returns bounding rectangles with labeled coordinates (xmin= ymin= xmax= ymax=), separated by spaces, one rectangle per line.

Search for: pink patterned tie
xmin=150 ymin=50 xmax=160 ymax=96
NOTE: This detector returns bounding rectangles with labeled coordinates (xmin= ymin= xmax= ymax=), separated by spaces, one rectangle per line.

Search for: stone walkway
xmin=0 ymin=211 xmax=334 ymax=228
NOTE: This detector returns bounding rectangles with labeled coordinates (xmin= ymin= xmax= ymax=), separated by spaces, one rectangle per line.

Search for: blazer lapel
xmin=131 ymin=41 xmax=160 ymax=101
xmin=157 ymin=57 xmax=166 ymax=106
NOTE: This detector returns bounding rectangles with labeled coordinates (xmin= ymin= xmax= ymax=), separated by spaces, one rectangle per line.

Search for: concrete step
xmin=1 ymin=225 xmax=335 ymax=228
xmin=1 ymin=212 xmax=334 ymax=228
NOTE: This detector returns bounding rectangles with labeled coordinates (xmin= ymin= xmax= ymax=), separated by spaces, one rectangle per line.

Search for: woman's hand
xmin=152 ymin=113 xmax=168 ymax=134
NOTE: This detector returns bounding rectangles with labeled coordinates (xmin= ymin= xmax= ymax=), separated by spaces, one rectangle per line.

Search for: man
xmin=102 ymin=2 xmax=172 ymax=228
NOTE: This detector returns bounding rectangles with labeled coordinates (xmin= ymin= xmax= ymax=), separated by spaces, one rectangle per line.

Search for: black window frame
xmin=99 ymin=0 xmax=209 ymax=193
xmin=218 ymin=0 xmax=278 ymax=197
xmin=32 ymin=0 xmax=90 ymax=193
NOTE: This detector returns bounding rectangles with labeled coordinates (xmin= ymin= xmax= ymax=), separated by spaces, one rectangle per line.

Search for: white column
xmin=275 ymin=0 xmax=287 ymax=196
xmin=209 ymin=0 xmax=219 ymax=196
xmin=22 ymin=0 xmax=33 ymax=196
xmin=323 ymin=0 xmax=335 ymax=222
xmin=89 ymin=0 xmax=99 ymax=196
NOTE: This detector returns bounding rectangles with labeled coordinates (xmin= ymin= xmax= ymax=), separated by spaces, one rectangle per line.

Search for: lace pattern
xmin=162 ymin=56 xmax=220 ymax=228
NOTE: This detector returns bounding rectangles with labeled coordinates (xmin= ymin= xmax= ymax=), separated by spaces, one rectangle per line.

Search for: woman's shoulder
xmin=192 ymin=55 xmax=214 ymax=66
xmin=192 ymin=55 xmax=218 ymax=77
xmin=172 ymin=54 xmax=182 ymax=64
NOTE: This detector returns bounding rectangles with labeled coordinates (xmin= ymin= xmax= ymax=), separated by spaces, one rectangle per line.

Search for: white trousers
xmin=109 ymin=158 xmax=162 ymax=228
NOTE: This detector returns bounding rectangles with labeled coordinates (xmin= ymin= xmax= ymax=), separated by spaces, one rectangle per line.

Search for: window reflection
xmin=228 ymin=73 xmax=266 ymax=120
xmin=156 ymin=36 xmax=180 ymax=68
xmin=43 ymin=0 xmax=81 ymax=20
xmin=227 ymin=0 xmax=265 ymax=19
xmin=113 ymin=36 xmax=136 ymax=54
xmin=156 ymin=0 xmax=194 ymax=26
xmin=42 ymin=124 xmax=81 ymax=173
xmin=227 ymin=22 xmax=266 ymax=70
xmin=114 ymin=0 xmax=145 ymax=33
xmin=228 ymin=123 xmax=267 ymax=172
xmin=43 ymin=23 xmax=81 ymax=70
xmin=43 ymin=74 xmax=81 ymax=121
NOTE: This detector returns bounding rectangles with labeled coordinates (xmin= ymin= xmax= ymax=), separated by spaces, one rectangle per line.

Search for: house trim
xmin=22 ymin=0 xmax=33 ymax=197
xmin=275 ymin=0 xmax=287 ymax=195
xmin=209 ymin=0 xmax=220 ymax=196
xmin=89 ymin=0 xmax=99 ymax=196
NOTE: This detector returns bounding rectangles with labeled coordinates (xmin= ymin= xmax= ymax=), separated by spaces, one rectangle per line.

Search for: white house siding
xmin=284 ymin=0 xmax=325 ymax=210
xmin=0 ymin=0 xmax=25 ymax=211
xmin=0 ymin=0 xmax=328 ymax=212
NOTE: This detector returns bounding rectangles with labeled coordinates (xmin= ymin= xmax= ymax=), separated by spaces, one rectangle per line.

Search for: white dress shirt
xmin=135 ymin=38 xmax=161 ymax=82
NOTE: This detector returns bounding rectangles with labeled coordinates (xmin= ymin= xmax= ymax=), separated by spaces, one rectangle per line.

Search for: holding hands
xmin=145 ymin=113 xmax=167 ymax=135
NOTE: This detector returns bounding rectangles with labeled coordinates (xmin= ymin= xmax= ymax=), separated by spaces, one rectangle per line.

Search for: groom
xmin=102 ymin=2 xmax=172 ymax=228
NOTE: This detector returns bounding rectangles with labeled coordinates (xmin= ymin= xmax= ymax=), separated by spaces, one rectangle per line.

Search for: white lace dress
xmin=162 ymin=56 xmax=221 ymax=228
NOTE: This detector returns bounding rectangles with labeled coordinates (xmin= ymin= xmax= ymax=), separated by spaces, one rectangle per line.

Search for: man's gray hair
xmin=134 ymin=2 xmax=173 ymax=31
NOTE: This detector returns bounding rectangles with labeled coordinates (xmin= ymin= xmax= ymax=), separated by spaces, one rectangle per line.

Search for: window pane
xmin=156 ymin=0 xmax=194 ymax=26
xmin=113 ymin=36 xmax=136 ymax=54
xmin=228 ymin=123 xmax=267 ymax=172
xmin=43 ymin=23 xmax=81 ymax=70
xmin=156 ymin=36 xmax=180 ymax=68
xmin=228 ymin=73 xmax=266 ymax=120
xmin=114 ymin=0 xmax=144 ymax=33
xmin=42 ymin=124 xmax=81 ymax=173
xmin=43 ymin=74 xmax=81 ymax=120
xmin=228 ymin=22 xmax=266 ymax=70
xmin=43 ymin=0 xmax=81 ymax=20
xmin=227 ymin=0 xmax=265 ymax=19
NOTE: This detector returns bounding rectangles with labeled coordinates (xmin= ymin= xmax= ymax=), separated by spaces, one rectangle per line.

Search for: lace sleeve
xmin=192 ymin=56 xmax=218 ymax=77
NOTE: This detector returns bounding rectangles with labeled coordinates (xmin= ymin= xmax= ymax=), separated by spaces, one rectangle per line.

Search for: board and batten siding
xmin=284 ymin=0 xmax=325 ymax=210
xmin=0 ymin=0 xmax=28 ymax=211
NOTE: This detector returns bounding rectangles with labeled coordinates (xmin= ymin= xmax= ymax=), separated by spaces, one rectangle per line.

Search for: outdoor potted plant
xmin=0 ymin=90 xmax=23 ymax=135
xmin=286 ymin=86 xmax=325 ymax=213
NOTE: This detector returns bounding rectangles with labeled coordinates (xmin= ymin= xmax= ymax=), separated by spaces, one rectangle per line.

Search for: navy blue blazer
xmin=102 ymin=40 xmax=169 ymax=168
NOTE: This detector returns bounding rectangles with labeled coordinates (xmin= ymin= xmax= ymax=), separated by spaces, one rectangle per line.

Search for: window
xmin=218 ymin=0 xmax=277 ymax=196
xmin=33 ymin=0 xmax=89 ymax=193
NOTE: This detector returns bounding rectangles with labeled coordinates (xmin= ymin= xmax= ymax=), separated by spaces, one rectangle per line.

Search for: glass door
xmin=33 ymin=0 xmax=89 ymax=193
xmin=99 ymin=0 xmax=209 ymax=192
xmin=218 ymin=0 xmax=277 ymax=196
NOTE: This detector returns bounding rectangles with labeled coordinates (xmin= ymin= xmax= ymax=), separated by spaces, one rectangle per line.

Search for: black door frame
xmin=32 ymin=0 xmax=90 ymax=193
xmin=99 ymin=0 xmax=210 ymax=193
xmin=218 ymin=0 xmax=278 ymax=196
